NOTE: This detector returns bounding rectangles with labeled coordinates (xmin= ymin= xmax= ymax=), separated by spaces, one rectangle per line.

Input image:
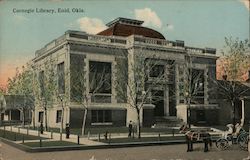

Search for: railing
xmin=35 ymin=35 xmax=66 ymax=57
xmin=186 ymin=47 xmax=216 ymax=55
xmin=70 ymin=33 xmax=127 ymax=45
xmin=35 ymin=32 xmax=127 ymax=57
xmin=132 ymin=35 xmax=216 ymax=55
xmin=35 ymin=31 xmax=216 ymax=57
xmin=133 ymin=35 xmax=175 ymax=47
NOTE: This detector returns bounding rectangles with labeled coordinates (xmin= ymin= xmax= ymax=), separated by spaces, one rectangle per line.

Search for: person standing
xmin=186 ymin=131 xmax=193 ymax=152
xmin=66 ymin=123 xmax=70 ymax=139
xmin=128 ymin=121 xmax=133 ymax=137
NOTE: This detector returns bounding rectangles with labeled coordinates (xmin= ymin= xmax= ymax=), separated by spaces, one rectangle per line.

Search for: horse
xmin=180 ymin=124 xmax=213 ymax=152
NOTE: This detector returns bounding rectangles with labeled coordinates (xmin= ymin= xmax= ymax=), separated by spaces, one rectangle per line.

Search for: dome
xmin=97 ymin=17 xmax=165 ymax=40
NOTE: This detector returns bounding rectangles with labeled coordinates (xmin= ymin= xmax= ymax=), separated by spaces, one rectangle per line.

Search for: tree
xmin=7 ymin=65 xmax=34 ymax=127
xmin=36 ymin=56 xmax=57 ymax=131
xmin=217 ymin=37 xmax=250 ymax=81
xmin=70 ymin=55 xmax=112 ymax=136
xmin=215 ymin=37 xmax=250 ymax=125
xmin=115 ymin=48 xmax=173 ymax=138
xmin=0 ymin=86 xmax=6 ymax=96
xmin=0 ymin=87 xmax=6 ymax=125
xmin=179 ymin=54 xmax=206 ymax=128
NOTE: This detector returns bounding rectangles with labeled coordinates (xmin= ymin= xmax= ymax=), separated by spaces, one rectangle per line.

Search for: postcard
xmin=0 ymin=0 xmax=249 ymax=160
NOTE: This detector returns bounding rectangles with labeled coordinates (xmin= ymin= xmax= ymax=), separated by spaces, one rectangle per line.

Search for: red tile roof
xmin=97 ymin=23 xmax=165 ymax=40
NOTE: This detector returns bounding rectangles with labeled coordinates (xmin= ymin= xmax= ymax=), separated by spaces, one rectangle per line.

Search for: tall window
xmin=89 ymin=61 xmax=111 ymax=94
xmin=57 ymin=62 xmax=65 ymax=94
xmin=39 ymin=71 xmax=45 ymax=97
xmin=91 ymin=110 xmax=112 ymax=123
xmin=56 ymin=110 xmax=62 ymax=123
xmin=191 ymin=69 xmax=204 ymax=104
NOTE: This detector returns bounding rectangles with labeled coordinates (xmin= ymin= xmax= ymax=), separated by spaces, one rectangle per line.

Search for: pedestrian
xmin=66 ymin=123 xmax=70 ymax=139
xmin=186 ymin=132 xmax=193 ymax=152
xmin=203 ymin=133 xmax=210 ymax=152
xmin=104 ymin=131 xmax=108 ymax=140
xmin=128 ymin=121 xmax=133 ymax=137
xmin=40 ymin=122 xmax=44 ymax=134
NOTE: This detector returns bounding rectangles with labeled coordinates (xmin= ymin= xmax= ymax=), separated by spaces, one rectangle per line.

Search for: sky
xmin=0 ymin=0 xmax=249 ymax=88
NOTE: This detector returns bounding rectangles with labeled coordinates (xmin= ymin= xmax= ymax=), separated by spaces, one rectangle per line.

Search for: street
xmin=0 ymin=141 xmax=248 ymax=160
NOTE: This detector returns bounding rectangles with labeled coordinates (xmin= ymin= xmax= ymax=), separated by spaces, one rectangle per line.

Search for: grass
xmin=96 ymin=135 xmax=186 ymax=144
xmin=23 ymin=126 xmax=180 ymax=135
xmin=47 ymin=127 xmax=180 ymax=135
xmin=23 ymin=141 xmax=78 ymax=147
xmin=0 ymin=129 xmax=48 ymax=141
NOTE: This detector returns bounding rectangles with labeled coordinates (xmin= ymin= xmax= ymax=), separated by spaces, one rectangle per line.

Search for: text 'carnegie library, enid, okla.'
xmin=12 ymin=8 xmax=84 ymax=14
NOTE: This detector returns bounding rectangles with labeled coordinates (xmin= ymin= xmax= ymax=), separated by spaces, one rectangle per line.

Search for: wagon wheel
xmin=237 ymin=133 xmax=249 ymax=151
xmin=216 ymin=138 xmax=229 ymax=150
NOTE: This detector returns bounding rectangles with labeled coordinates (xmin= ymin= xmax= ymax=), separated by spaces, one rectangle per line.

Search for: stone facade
xmin=31 ymin=18 xmax=218 ymax=128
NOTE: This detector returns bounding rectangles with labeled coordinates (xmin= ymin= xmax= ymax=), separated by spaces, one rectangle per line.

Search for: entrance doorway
xmin=152 ymin=90 xmax=165 ymax=116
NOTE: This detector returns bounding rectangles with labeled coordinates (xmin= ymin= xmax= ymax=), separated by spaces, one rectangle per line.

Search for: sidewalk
xmin=0 ymin=125 xmax=225 ymax=153
xmin=0 ymin=125 xmax=224 ymax=145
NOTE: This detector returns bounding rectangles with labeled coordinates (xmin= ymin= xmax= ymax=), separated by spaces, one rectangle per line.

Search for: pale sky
xmin=0 ymin=0 xmax=249 ymax=88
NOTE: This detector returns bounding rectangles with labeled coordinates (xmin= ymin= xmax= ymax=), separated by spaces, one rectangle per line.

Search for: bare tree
xmin=70 ymin=55 xmax=111 ymax=136
xmin=115 ymin=48 xmax=173 ymax=138
xmin=179 ymin=54 xmax=206 ymax=127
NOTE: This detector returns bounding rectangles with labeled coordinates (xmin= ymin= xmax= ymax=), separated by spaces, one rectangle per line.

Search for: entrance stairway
xmin=154 ymin=116 xmax=183 ymax=128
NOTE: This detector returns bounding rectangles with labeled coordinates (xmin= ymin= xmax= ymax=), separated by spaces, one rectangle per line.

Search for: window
xmin=70 ymin=54 xmax=85 ymax=102
xmin=191 ymin=69 xmax=204 ymax=104
xmin=38 ymin=111 xmax=44 ymax=123
xmin=56 ymin=110 xmax=62 ymax=123
xmin=57 ymin=62 xmax=65 ymax=94
xmin=149 ymin=65 xmax=165 ymax=77
xmin=39 ymin=71 xmax=45 ymax=97
xmin=91 ymin=110 xmax=112 ymax=123
xmin=89 ymin=61 xmax=111 ymax=94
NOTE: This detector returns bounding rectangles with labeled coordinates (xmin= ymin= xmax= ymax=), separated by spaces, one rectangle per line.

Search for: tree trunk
xmin=23 ymin=109 xmax=25 ymax=127
xmin=232 ymin=101 xmax=236 ymax=125
xmin=60 ymin=108 xmax=64 ymax=141
xmin=81 ymin=108 xmax=88 ymax=136
xmin=21 ymin=109 xmax=24 ymax=127
xmin=44 ymin=107 xmax=48 ymax=131
xmin=0 ymin=111 xmax=2 ymax=126
xmin=32 ymin=110 xmax=35 ymax=129
xmin=136 ymin=109 xmax=141 ymax=139
xmin=187 ymin=98 xmax=191 ymax=128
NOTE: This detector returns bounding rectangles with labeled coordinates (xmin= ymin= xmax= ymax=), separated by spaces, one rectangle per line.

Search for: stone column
xmin=164 ymin=85 xmax=169 ymax=116
xmin=204 ymin=67 xmax=209 ymax=105
xmin=112 ymin=61 xmax=117 ymax=103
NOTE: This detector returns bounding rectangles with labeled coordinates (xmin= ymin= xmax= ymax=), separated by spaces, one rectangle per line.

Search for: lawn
xmin=96 ymin=135 xmax=186 ymax=144
xmin=23 ymin=140 xmax=78 ymax=147
xmin=55 ymin=127 xmax=179 ymax=135
xmin=0 ymin=129 xmax=48 ymax=141
xmin=23 ymin=126 xmax=180 ymax=136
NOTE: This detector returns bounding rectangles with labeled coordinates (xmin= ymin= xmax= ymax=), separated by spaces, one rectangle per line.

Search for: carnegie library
xmin=31 ymin=17 xmax=219 ymax=128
